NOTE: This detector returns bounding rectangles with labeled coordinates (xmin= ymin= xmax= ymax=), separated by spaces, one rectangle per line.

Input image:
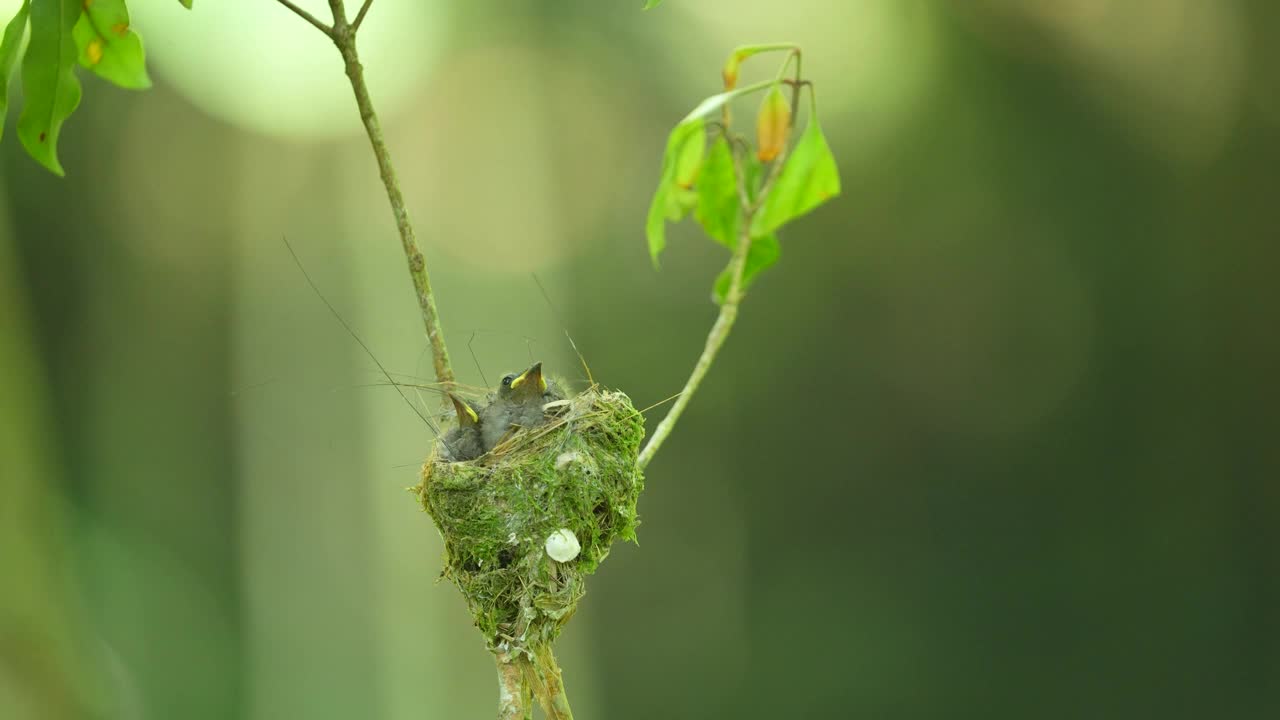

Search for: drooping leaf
xmin=642 ymin=0 xmax=663 ymax=8
xmin=0 ymin=0 xmax=31 ymax=143
xmin=712 ymin=233 xmax=780 ymax=304
xmin=646 ymin=181 xmax=669 ymax=267
xmin=695 ymin=135 xmax=738 ymax=247
xmin=74 ymin=0 xmax=150 ymax=90
xmin=751 ymin=117 xmax=840 ymax=236
xmin=755 ymin=85 xmax=789 ymax=162
xmin=18 ymin=0 xmax=82 ymax=176
xmin=673 ymin=120 xmax=705 ymax=189
xmin=665 ymin=186 xmax=697 ymax=220
xmin=646 ymin=117 xmax=706 ymax=267
xmin=179 ymin=0 xmax=193 ymax=8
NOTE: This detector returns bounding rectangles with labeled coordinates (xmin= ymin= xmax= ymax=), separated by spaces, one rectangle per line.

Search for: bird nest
xmin=415 ymin=387 xmax=645 ymax=657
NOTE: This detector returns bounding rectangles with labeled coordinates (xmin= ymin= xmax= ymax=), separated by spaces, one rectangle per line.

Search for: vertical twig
xmin=273 ymin=0 xmax=456 ymax=389
xmin=539 ymin=647 xmax=575 ymax=720
xmin=330 ymin=7 xmax=455 ymax=389
xmin=495 ymin=651 xmax=529 ymax=720
xmin=525 ymin=647 xmax=574 ymax=720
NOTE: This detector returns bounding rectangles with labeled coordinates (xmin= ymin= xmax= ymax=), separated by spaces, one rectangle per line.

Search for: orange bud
xmin=722 ymin=55 xmax=740 ymax=90
xmin=755 ymin=86 xmax=790 ymax=162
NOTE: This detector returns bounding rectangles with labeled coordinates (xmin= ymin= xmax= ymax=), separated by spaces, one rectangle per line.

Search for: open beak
xmin=449 ymin=393 xmax=479 ymax=427
xmin=508 ymin=361 xmax=547 ymax=396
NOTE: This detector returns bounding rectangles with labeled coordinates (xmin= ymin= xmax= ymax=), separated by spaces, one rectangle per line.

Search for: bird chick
xmin=479 ymin=361 xmax=565 ymax=451
xmin=439 ymin=393 xmax=485 ymax=462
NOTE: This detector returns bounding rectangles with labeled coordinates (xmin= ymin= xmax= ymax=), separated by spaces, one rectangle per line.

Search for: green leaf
xmin=179 ymin=0 xmax=193 ymax=8
xmin=665 ymin=186 xmax=696 ymax=220
xmin=74 ymin=0 xmax=151 ymax=90
xmin=0 ymin=0 xmax=31 ymax=143
xmin=712 ymin=234 xmax=779 ymax=304
xmin=643 ymin=0 xmax=663 ymax=8
xmin=694 ymin=135 xmax=737 ymax=248
xmin=751 ymin=117 xmax=840 ymax=236
xmin=646 ymin=181 xmax=669 ymax=267
xmin=673 ymin=120 xmax=705 ymax=189
xmin=18 ymin=0 xmax=82 ymax=176
xmin=646 ymin=117 xmax=705 ymax=267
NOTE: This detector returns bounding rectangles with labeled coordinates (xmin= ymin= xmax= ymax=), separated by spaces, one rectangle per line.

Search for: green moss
xmin=416 ymin=387 xmax=645 ymax=656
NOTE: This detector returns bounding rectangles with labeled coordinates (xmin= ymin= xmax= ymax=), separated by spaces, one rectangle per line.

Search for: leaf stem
xmin=321 ymin=0 xmax=456 ymax=388
xmin=731 ymin=42 xmax=800 ymax=55
xmin=637 ymin=53 xmax=804 ymax=472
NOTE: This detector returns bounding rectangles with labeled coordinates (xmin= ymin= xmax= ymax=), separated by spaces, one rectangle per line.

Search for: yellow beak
xmin=449 ymin=393 xmax=479 ymax=426
xmin=508 ymin=361 xmax=547 ymax=395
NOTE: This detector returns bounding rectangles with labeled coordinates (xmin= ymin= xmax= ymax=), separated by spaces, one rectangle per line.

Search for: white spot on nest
xmin=508 ymin=532 xmax=518 ymax=545
xmin=544 ymin=529 xmax=581 ymax=562
xmin=555 ymin=451 xmax=583 ymax=470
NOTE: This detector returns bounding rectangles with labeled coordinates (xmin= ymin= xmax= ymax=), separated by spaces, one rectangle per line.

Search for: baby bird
xmin=439 ymin=393 xmax=485 ymax=462
xmin=479 ymin=361 xmax=565 ymax=451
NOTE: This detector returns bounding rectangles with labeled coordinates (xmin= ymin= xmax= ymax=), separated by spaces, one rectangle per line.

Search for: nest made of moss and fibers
xmin=416 ymin=386 xmax=645 ymax=657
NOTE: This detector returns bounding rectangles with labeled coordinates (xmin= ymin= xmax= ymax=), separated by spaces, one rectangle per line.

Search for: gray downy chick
xmin=479 ymin=361 xmax=565 ymax=451
xmin=439 ymin=393 xmax=485 ymax=462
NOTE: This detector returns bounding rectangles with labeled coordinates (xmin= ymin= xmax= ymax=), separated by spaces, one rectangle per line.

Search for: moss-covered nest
xmin=415 ymin=387 xmax=645 ymax=656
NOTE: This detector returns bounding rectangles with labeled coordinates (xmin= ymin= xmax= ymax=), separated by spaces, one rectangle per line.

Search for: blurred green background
xmin=3 ymin=0 xmax=1278 ymax=717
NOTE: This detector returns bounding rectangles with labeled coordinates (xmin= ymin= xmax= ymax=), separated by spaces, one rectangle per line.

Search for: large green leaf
xmin=712 ymin=233 xmax=779 ymax=304
xmin=646 ymin=117 xmax=705 ymax=267
xmin=179 ymin=0 xmax=193 ymax=8
xmin=18 ymin=0 xmax=82 ymax=176
xmin=673 ymin=119 xmax=704 ymax=189
xmin=0 ymin=0 xmax=30 ymax=143
xmin=751 ymin=117 xmax=840 ymax=237
xmin=694 ymin=134 xmax=737 ymax=248
xmin=74 ymin=0 xmax=150 ymax=90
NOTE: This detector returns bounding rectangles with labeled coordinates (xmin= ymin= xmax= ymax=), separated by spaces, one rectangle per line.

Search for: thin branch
xmin=636 ymin=220 xmax=749 ymax=472
xmin=638 ymin=51 xmax=803 ymax=472
xmin=324 ymin=6 xmax=457 ymax=389
xmin=352 ymin=0 xmax=374 ymax=31
xmin=272 ymin=0 xmax=333 ymax=37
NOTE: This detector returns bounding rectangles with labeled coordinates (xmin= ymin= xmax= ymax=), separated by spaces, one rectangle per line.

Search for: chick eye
xmin=502 ymin=375 xmax=514 ymax=387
